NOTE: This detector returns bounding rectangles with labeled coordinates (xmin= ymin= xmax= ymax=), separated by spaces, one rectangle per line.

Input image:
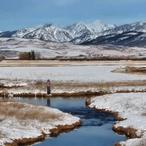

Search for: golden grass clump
xmin=0 ymin=102 xmax=61 ymax=122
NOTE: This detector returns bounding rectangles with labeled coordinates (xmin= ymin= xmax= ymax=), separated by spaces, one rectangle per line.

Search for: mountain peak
xmin=43 ymin=23 xmax=53 ymax=27
xmin=42 ymin=23 xmax=58 ymax=29
xmin=0 ymin=20 xmax=146 ymax=46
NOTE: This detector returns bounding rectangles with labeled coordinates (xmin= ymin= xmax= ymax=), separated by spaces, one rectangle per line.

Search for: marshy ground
xmin=0 ymin=60 xmax=146 ymax=146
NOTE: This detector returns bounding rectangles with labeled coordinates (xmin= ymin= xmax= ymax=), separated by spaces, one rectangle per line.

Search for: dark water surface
xmin=15 ymin=97 xmax=126 ymax=146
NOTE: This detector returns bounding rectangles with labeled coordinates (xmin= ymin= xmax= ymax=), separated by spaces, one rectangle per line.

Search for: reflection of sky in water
xmin=0 ymin=66 xmax=146 ymax=82
xmin=15 ymin=97 xmax=126 ymax=146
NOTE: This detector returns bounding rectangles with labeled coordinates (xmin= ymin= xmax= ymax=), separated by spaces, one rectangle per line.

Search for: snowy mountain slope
xmin=0 ymin=20 xmax=146 ymax=47
xmin=0 ymin=30 xmax=17 ymax=38
xmin=82 ymin=21 xmax=146 ymax=47
xmin=82 ymin=31 xmax=146 ymax=47
xmin=66 ymin=21 xmax=115 ymax=43
xmin=1 ymin=37 xmax=146 ymax=60
xmin=0 ymin=21 xmax=114 ymax=43
xmin=66 ymin=22 xmax=93 ymax=43
xmin=105 ymin=21 xmax=146 ymax=34
xmin=12 ymin=27 xmax=39 ymax=38
xmin=22 ymin=24 xmax=73 ymax=42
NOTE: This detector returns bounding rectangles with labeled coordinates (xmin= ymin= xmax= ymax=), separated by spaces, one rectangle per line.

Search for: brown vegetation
xmin=32 ymin=80 xmax=146 ymax=92
xmin=4 ymin=121 xmax=80 ymax=146
xmin=12 ymin=91 xmax=105 ymax=98
xmin=0 ymin=102 xmax=61 ymax=122
xmin=0 ymin=102 xmax=80 ymax=146
xmin=142 ymin=113 xmax=146 ymax=116
xmin=0 ymin=60 xmax=146 ymax=67
xmin=113 ymin=126 xmax=140 ymax=138
xmin=5 ymin=135 xmax=45 ymax=146
xmin=125 ymin=66 xmax=146 ymax=74
xmin=19 ymin=51 xmax=40 ymax=60
xmin=113 ymin=66 xmax=146 ymax=74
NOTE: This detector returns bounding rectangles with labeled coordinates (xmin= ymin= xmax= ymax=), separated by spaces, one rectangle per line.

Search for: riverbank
xmin=0 ymin=101 xmax=80 ymax=146
xmin=89 ymin=93 xmax=146 ymax=146
xmin=1 ymin=79 xmax=146 ymax=98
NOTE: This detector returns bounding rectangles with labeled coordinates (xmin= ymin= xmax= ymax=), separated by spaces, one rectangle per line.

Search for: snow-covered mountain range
xmin=0 ymin=20 xmax=146 ymax=47
xmin=0 ymin=21 xmax=114 ymax=44
xmin=82 ymin=21 xmax=146 ymax=47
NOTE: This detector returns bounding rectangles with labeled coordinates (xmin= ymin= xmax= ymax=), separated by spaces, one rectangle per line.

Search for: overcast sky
xmin=0 ymin=0 xmax=146 ymax=30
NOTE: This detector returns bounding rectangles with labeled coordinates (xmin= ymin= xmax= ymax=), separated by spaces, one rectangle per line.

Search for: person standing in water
xmin=47 ymin=80 xmax=51 ymax=95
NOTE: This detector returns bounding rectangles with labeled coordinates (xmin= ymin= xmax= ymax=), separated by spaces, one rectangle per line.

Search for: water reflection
xmin=47 ymin=99 xmax=51 ymax=106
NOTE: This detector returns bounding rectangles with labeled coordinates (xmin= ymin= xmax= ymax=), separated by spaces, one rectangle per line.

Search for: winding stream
xmin=15 ymin=97 xmax=126 ymax=146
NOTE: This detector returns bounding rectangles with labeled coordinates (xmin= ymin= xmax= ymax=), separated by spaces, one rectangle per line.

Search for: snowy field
xmin=90 ymin=93 xmax=146 ymax=146
xmin=0 ymin=66 xmax=146 ymax=83
xmin=1 ymin=38 xmax=146 ymax=59
xmin=0 ymin=102 xmax=80 ymax=146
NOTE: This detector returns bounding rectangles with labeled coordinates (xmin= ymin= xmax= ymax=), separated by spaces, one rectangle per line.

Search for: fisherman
xmin=47 ymin=79 xmax=51 ymax=95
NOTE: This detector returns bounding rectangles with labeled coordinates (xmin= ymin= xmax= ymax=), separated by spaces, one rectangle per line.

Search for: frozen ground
xmin=1 ymin=82 xmax=146 ymax=97
xmin=1 ymin=38 xmax=146 ymax=59
xmin=0 ymin=102 xmax=80 ymax=146
xmin=0 ymin=63 xmax=146 ymax=146
xmin=89 ymin=93 xmax=146 ymax=146
xmin=0 ymin=66 xmax=146 ymax=83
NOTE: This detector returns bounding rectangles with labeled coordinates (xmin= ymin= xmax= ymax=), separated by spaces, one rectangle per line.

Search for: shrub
xmin=0 ymin=55 xmax=5 ymax=61
xmin=19 ymin=52 xmax=31 ymax=60
xmin=19 ymin=50 xmax=40 ymax=60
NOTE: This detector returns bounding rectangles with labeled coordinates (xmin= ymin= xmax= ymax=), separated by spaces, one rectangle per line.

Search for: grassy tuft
xmin=0 ymin=102 xmax=62 ymax=122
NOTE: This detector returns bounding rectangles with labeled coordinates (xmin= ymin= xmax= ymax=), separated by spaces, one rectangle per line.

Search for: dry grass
xmin=0 ymin=102 xmax=62 ymax=122
xmin=32 ymin=80 xmax=46 ymax=90
xmin=125 ymin=66 xmax=146 ymax=73
xmin=33 ymin=80 xmax=146 ymax=90
xmin=142 ymin=113 xmax=146 ymax=116
xmin=53 ymin=80 xmax=146 ymax=88
xmin=1 ymin=78 xmax=146 ymax=99
xmin=0 ymin=60 xmax=146 ymax=67
xmin=113 ymin=66 xmax=146 ymax=75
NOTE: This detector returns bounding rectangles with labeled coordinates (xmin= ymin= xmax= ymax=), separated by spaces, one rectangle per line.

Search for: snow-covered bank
xmin=1 ymin=73 xmax=146 ymax=100
xmin=89 ymin=93 xmax=146 ymax=146
xmin=0 ymin=102 xmax=80 ymax=146
xmin=1 ymin=78 xmax=146 ymax=98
